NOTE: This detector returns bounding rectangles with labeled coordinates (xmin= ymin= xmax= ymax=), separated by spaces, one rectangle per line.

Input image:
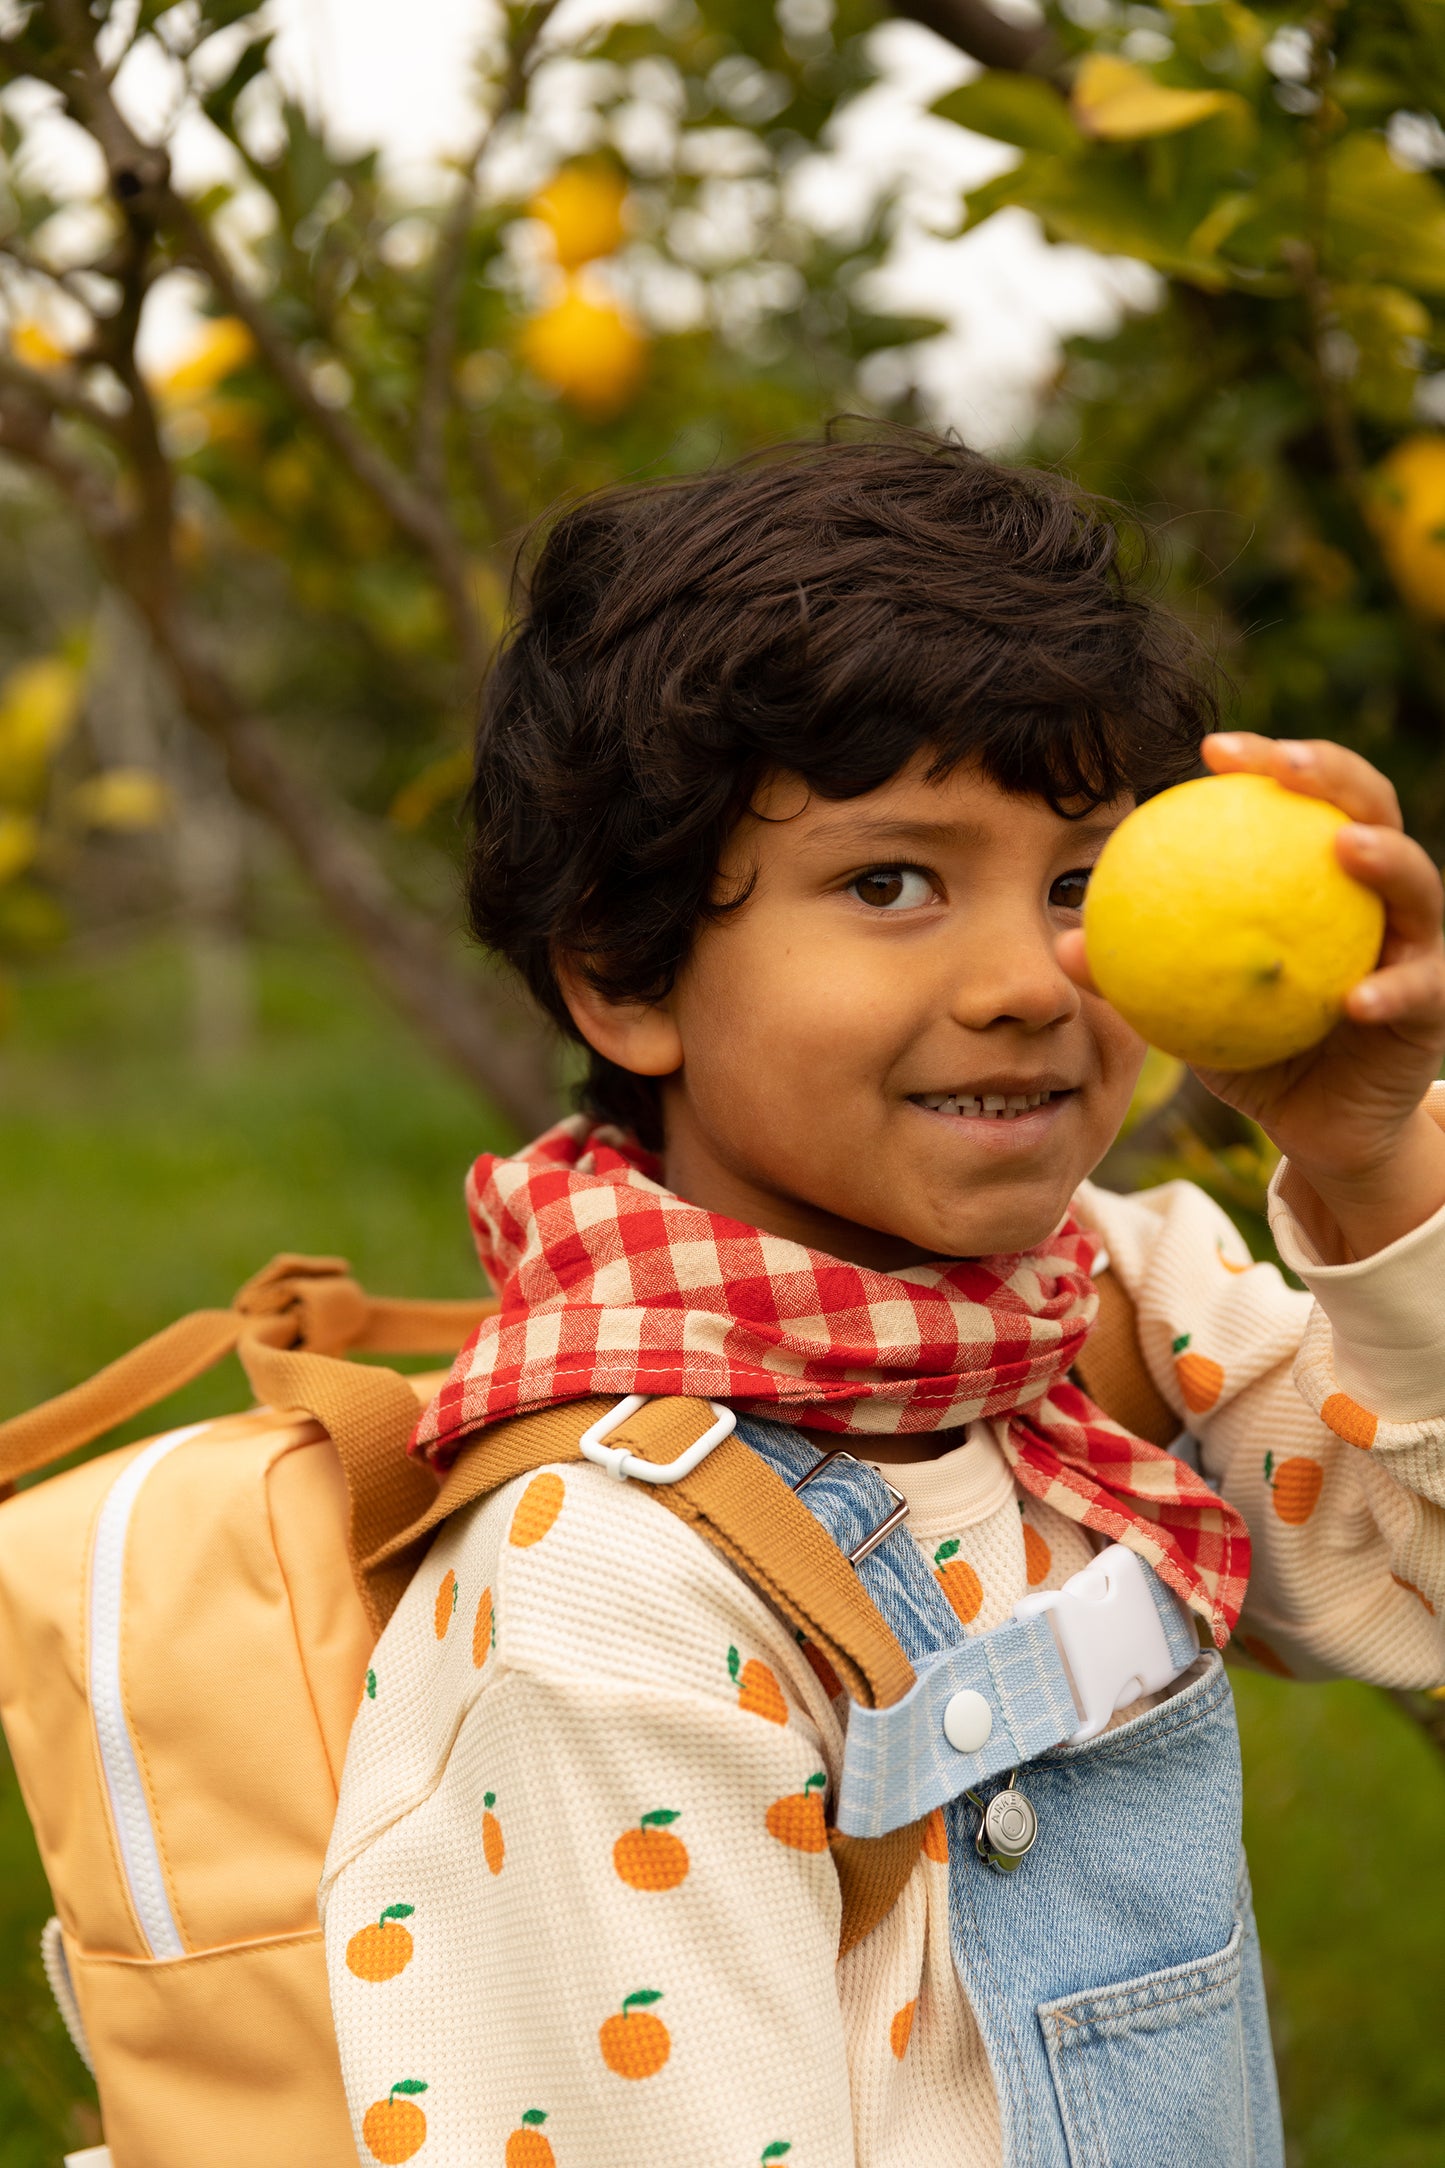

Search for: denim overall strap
xmin=735 ymin=1416 xmax=1197 ymax=1837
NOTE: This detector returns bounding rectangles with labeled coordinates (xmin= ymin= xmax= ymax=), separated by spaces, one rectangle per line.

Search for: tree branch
xmin=887 ymin=0 xmax=1050 ymax=72
xmin=0 ymin=384 xmax=560 ymax=1136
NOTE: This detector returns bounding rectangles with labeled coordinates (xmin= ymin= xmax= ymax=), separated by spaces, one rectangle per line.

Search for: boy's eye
xmin=1050 ymin=868 xmax=1092 ymax=912
xmin=851 ymin=866 xmax=934 ymax=910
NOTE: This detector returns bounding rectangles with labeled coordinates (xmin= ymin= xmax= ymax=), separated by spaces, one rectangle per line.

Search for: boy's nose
xmin=945 ymin=923 xmax=1081 ymax=1034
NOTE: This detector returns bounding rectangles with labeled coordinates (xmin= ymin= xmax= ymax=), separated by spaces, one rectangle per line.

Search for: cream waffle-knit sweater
xmin=321 ymin=1124 xmax=1445 ymax=2168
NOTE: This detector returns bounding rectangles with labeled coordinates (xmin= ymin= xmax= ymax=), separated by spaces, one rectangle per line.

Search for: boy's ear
xmin=554 ymin=957 xmax=684 ymax=1079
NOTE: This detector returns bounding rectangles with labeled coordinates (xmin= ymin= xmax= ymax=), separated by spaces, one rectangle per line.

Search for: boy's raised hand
xmin=1062 ymin=732 xmax=1445 ymax=1258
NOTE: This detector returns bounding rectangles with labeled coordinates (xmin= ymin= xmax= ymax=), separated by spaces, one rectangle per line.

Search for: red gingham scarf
xmin=414 ymin=1119 xmax=1250 ymax=1643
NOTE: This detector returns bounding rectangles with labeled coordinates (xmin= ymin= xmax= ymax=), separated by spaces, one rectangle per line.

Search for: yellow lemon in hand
xmin=1083 ymin=773 xmax=1385 ymax=1069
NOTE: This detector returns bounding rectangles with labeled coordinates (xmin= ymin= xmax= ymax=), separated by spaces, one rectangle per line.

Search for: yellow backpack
xmin=0 ymin=1255 xmax=1167 ymax=2167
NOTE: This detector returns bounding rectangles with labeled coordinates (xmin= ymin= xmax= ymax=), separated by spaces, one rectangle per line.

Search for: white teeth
xmin=916 ymin=1089 xmax=1058 ymax=1119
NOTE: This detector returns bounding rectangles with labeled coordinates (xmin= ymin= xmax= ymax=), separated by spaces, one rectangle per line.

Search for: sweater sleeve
xmin=1074 ymin=1082 xmax=1445 ymax=1688
xmin=320 ymin=1461 xmax=859 ymax=2168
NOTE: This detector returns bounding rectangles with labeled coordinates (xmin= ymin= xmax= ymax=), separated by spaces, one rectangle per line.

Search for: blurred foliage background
xmin=0 ymin=0 xmax=1443 ymax=2160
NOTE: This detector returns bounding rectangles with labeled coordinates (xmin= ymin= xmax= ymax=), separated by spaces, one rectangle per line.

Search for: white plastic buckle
xmin=578 ymin=1393 xmax=736 ymax=1485
xmin=1013 ymin=1543 xmax=1176 ymax=1743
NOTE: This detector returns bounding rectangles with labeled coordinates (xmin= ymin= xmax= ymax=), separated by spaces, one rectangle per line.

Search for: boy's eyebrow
xmin=790 ymin=812 xmax=1125 ymax=856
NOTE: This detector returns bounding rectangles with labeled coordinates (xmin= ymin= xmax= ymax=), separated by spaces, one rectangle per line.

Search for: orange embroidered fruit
xmin=1264 ymin=1452 xmax=1323 ymax=1525
xmin=506 ymin=2108 xmax=555 ymax=2166
xmin=483 ymin=1791 xmax=505 ymax=1875
xmin=1235 ymin=1632 xmax=1291 ymax=1678
xmin=798 ymin=1631 xmax=843 ymax=1699
xmin=1321 ymin=1392 xmax=1378 ymax=1450
xmin=765 ymin=1771 xmax=828 ymax=1852
xmin=346 ymin=1903 xmax=416 ymax=1982
xmin=362 ymin=2081 xmax=428 ymax=2163
xmin=1172 ymin=1334 xmax=1224 ymax=1413
xmin=922 ymin=1807 xmax=948 ymax=1863
xmin=761 ymin=2148 xmax=793 ymax=2164
xmin=510 ymin=1471 xmax=565 ymax=1547
xmin=599 ymin=1990 xmax=670 ymax=2078
xmin=890 ymin=1999 xmax=917 ymax=2059
xmin=728 ymin=1645 xmax=788 ymax=1723
xmin=933 ymin=1540 xmax=982 ymax=1624
xmin=614 ymin=1810 xmax=690 ymax=1890
xmin=1021 ymin=1521 xmax=1052 ymax=1587
xmin=434 ymin=1568 xmax=458 ymax=1639
xmin=1391 ymin=1571 xmax=1436 ymax=1616
xmin=473 ymin=1585 xmax=495 ymax=1668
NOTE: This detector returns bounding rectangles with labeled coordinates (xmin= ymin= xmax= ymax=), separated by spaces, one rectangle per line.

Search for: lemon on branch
xmin=1083 ymin=774 xmax=1385 ymax=1070
xmin=518 ymin=279 xmax=648 ymax=418
xmin=1367 ymin=434 xmax=1445 ymax=620
xmin=529 ymin=165 xmax=630 ymax=271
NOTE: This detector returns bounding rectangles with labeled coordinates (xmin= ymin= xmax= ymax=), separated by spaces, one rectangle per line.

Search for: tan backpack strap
xmin=359 ymin=1393 xmax=927 ymax=1957
xmin=1074 ymin=1268 xmax=1178 ymax=1450
xmin=0 ymin=1253 xmax=495 ymax=1501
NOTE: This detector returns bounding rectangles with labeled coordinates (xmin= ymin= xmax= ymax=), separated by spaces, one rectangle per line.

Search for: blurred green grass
xmin=1 ymin=930 xmax=1443 ymax=2165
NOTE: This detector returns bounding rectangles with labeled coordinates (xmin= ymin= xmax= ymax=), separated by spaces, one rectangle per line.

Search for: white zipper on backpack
xmin=87 ymin=1425 xmax=208 ymax=1961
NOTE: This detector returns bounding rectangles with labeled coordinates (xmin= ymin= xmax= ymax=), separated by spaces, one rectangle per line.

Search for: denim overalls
xmin=739 ymin=1415 xmax=1285 ymax=2168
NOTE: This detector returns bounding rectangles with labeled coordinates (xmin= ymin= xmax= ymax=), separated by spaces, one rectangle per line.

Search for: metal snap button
xmin=983 ymin=1787 xmax=1038 ymax=1864
xmin=942 ymin=1688 xmax=993 ymax=1754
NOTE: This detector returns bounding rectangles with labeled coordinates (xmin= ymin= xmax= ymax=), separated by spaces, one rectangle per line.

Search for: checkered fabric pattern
xmin=413 ymin=1118 xmax=1251 ymax=1640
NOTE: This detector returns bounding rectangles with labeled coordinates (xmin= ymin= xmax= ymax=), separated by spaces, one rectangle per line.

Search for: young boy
xmin=321 ymin=432 xmax=1445 ymax=2168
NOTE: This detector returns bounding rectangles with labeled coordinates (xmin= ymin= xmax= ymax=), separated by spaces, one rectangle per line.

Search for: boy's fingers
xmin=1346 ymin=953 xmax=1445 ymax=1031
xmin=1204 ymin=733 xmax=1403 ymax=830
xmin=1055 ymin=928 xmax=1098 ymax=993
xmin=1335 ymin=826 xmax=1445 ymax=954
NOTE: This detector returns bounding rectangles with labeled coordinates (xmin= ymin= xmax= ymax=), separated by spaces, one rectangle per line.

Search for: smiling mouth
xmin=910 ymin=1088 xmax=1073 ymax=1121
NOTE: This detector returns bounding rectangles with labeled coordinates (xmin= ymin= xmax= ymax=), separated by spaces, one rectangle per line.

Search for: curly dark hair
xmin=467 ymin=424 xmax=1216 ymax=1144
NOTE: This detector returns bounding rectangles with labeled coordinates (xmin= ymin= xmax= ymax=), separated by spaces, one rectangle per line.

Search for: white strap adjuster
xmin=1014 ymin=1544 xmax=1175 ymax=1743
xmin=578 ymin=1393 xmax=736 ymax=1484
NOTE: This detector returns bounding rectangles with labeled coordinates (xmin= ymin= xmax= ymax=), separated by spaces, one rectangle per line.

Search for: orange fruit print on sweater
xmin=1321 ymin=1392 xmax=1378 ymax=1449
xmin=506 ymin=2109 xmax=555 ymax=2166
xmin=1021 ymin=1520 xmax=1052 ymax=1586
xmin=600 ymin=1990 xmax=671 ymax=2078
xmin=434 ymin=1569 xmax=458 ymax=1639
xmin=510 ymin=1472 xmax=565 ymax=1547
xmin=890 ymin=2000 xmax=917 ymax=2059
xmin=1264 ymin=1452 xmax=1323 ymax=1525
xmin=933 ymin=1540 xmax=982 ymax=1624
xmin=362 ymin=2081 xmax=428 ymax=2163
xmin=1172 ymin=1334 xmax=1224 ymax=1413
xmin=346 ymin=1904 xmax=415 ymax=1981
xmin=483 ymin=1791 xmax=505 ymax=1874
xmin=614 ymin=1810 xmax=690 ymax=1889
xmin=473 ymin=1585 xmax=495 ymax=1668
xmin=765 ymin=1771 xmax=828 ymax=1852
xmin=729 ymin=1645 xmax=788 ymax=1722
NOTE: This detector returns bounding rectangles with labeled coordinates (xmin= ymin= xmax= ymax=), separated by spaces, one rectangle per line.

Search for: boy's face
xmin=567 ymin=754 xmax=1148 ymax=1268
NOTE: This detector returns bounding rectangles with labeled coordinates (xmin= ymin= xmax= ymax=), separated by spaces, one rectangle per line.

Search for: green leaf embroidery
xmin=484 ymin=1791 xmax=496 ymax=1810
xmin=380 ymin=1904 xmax=415 ymax=1925
xmin=641 ymin=1809 xmax=681 ymax=1828
xmin=1172 ymin=1333 xmax=1192 ymax=1355
xmin=804 ymin=1772 xmax=827 ymax=1796
xmin=365 ymin=1669 xmax=377 ymax=1700
xmin=727 ymin=1644 xmax=741 ymax=1683
xmin=389 ymin=2079 xmax=428 ymax=2098
xmin=522 ymin=2109 xmax=548 ymax=2128
xmin=934 ymin=1538 xmax=961 ymax=1566
xmin=762 ymin=2147 xmax=793 ymax=2164
xmin=621 ymin=1989 xmax=663 ymax=2013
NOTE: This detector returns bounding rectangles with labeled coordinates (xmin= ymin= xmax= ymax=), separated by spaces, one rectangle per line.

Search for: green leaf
xmin=805 ymin=1771 xmax=827 ymax=1794
xmin=848 ymin=311 xmax=950 ymax=355
xmin=622 ymin=1989 xmax=663 ymax=2012
xmin=380 ymin=1904 xmax=415 ymax=1924
xmin=641 ymin=1809 xmax=681 ymax=1827
xmin=935 ymin=1539 xmax=961 ymax=1564
xmin=1172 ymin=1334 xmax=1191 ymax=1354
xmin=522 ymin=2110 xmax=549 ymax=2127
xmin=727 ymin=1644 xmax=741 ymax=1682
xmin=365 ymin=1669 xmax=376 ymax=1699
xmin=762 ymin=2148 xmax=793 ymax=2163
xmin=390 ymin=2079 xmax=429 ymax=2098
xmin=932 ymin=73 xmax=1081 ymax=157
xmin=484 ymin=1791 xmax=496 ymax=1809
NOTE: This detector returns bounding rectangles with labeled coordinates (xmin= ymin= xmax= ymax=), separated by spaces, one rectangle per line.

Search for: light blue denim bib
xmin=737 ymin=1416 xmax=1285 ymax=2168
